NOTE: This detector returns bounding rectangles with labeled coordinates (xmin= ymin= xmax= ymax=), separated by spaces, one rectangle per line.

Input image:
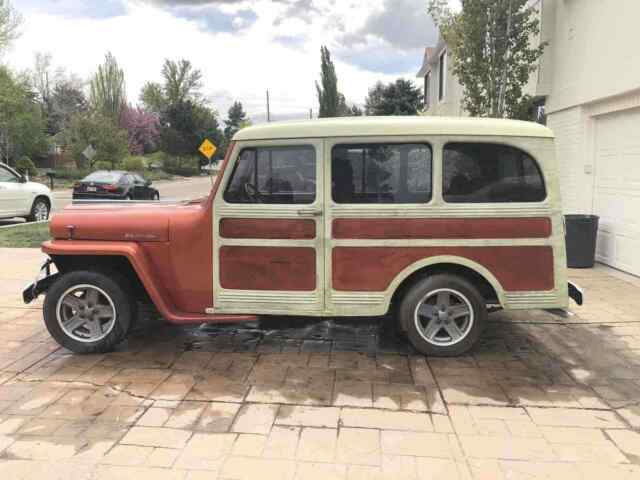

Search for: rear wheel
xmin=43 ymin=271 xmax=134 ymax=353
xmin=399 ymin=274 xmax=486 ymax=357
xmin=26 ymin=198 xmax=50 ymax=222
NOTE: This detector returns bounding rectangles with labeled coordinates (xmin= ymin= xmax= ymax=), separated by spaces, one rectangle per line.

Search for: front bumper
xmin=23 ymin=258 xmax=60 ymax=304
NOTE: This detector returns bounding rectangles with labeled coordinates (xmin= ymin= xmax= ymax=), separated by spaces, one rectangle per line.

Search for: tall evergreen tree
xmin=89 ymin=52 xmax=126 ymax=122
xmin=224 ymin=101 xmax=247 ymax=141
xmin=365 ymin=79 xmax=423 ymax=116
xmin=428 ymin=0 xmax=546 ymax=118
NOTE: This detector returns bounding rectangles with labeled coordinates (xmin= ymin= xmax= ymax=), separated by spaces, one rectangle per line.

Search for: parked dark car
xmin=72 ymin=171 xmax=159 ymax=201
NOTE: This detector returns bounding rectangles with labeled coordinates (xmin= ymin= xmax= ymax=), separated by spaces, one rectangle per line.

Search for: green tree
xmin=0 ymin=0 xmax=21 ymax=54
xmin=69 ymin=112 xmax=128 ymax=169
xmin=139 ymin=81 xmax=165 ymax=114
xmin=0 ymin=66 xmax=48 ymax=165
xmin=224 ymin=101 xmax=247 ymax=141
xmin=49 ymin=78 xmax=88 ymax=134
xmin=162 ymin=59 xmax=202 ymax=105
xmin=89 ymin=52 xmax=126 ymax=122
xmin=316 ymin=46 xmax=350 ymax=118
xmin=428 ymin=0 xmax=546 ymax=119
xmin=365 ymin=79 xmax=423 ymax=116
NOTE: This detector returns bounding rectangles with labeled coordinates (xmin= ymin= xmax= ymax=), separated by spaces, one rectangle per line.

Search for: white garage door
xmin=593 ymin=108 xmax=640 ymax=276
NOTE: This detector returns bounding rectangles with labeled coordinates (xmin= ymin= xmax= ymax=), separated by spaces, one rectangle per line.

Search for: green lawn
xmin=0 ymin=222 xmax=51 ymax=248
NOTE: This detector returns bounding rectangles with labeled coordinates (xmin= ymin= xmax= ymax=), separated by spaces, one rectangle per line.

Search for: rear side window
xmin=224 ymin=146 xmax=316 ymax=204
xmin=443 ymin=143 xmax=546 ymax=203
xmin=332 ymin=143 xmax=432 ymax=204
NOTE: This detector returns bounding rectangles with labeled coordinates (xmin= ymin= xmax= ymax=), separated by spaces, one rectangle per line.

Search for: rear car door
xmin=0 ymin=165 xmax=30 ymax=216
xmin=212 ymin=139 xmax=325 ymax=315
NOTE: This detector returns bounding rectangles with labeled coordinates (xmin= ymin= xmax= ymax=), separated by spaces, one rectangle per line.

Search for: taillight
xmin=102 ymin=184 xmax=119 ymax=192
xmin=73 ymin=182 xmax=80 ymax=188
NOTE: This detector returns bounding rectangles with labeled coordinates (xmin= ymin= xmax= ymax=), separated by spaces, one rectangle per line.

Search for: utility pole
xmin=266 ymin=90 xmax=271 ymax=122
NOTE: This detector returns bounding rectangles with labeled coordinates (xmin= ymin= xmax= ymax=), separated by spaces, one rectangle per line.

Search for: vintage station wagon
xmin=24 ymin=117 xmax=582 ymax=356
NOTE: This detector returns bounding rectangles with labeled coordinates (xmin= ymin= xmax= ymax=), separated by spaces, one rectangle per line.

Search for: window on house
xmin=224 ymin=146 xmax=316 ymax=204
xmin=443 ymin=143 xmax=546 ymax=203
xmin=438 ymin=51 xmax=446 ymax=101
xmin=332 ymin=143 xmax=432 ymax=204
xmin=424 ymin=72 xmax=431 ymax=109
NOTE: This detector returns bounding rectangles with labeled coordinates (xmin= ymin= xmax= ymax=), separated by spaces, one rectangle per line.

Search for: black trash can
xmin=565 ymin=214 xmax=599 ymax=268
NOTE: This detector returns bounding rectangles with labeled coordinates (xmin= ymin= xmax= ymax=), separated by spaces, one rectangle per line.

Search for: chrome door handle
xmin=297 ymin=209 xmax=323 ymax=217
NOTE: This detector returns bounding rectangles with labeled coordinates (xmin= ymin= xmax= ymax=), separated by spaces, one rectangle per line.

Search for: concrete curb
xmin=0 ymin=220 xmax=50 ymax=230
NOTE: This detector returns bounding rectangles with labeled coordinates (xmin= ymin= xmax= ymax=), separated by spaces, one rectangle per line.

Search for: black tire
xmin=125 ymin=194 xmax=133 ymax=200
xmin=43 ymin=270 xmax=134 ymax=354
xmin=153 ymin=192 xmax=160 ymax=201
xmin=26 ymin=197 xmax=50 ymax=222
xmin=398 ymin=274 xmax=486 ymax=357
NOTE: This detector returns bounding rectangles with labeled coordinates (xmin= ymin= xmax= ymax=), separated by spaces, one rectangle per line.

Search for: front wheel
xmin=399 ymin=274 xmax=486 ymax=357
xmin=43 ymin=271 xmax=134 ymax=353
xmin=26 ymin=198 xmax=50 ymax=222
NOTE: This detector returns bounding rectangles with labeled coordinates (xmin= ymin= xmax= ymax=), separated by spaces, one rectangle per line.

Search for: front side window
xmin=224 ymin=145 xmax=316 ymax=204
xmin=332 ymin=143 xmax=432 ymax=204
xmin=0 ymin=166 xmax=19 ymax=183
xmin=443 ymin=143 xmax=546 ymax=203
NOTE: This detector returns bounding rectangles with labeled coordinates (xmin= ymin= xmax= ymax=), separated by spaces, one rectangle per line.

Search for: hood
xmin=25 ymin=181 xmax=51 ymax=195
xmin=50 ymin=202 xmax=178 ymax=242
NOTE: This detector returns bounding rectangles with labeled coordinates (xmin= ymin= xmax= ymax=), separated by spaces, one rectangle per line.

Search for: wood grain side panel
xmin=332 ymin=218 xmax=552 ymax=239
xmin=220 ymin=218 xmax=316 ymax=239
xmin=332 ymin=246 xmax=554 ymax=292
xmin=220 ymin=246 xmax=316 ymax=291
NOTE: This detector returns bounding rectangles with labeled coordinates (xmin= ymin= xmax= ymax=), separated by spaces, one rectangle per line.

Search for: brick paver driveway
xmin=1 ymin=248 xmax=640 ymax=479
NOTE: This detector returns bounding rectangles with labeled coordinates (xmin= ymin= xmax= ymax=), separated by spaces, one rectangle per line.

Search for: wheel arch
xmin=33 ymin=194 xmax=51 ymax=209
xmin=386 ymin=255 xmax=506 ymax=312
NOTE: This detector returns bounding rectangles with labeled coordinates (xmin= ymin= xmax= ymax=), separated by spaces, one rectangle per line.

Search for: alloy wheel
xmin=413 ymin=288 xmax=474 ymax=347
xmin=34 ymin=201 xmax=49 ymax=221
xmin=56 ymin=284 xmax=117 ymax=343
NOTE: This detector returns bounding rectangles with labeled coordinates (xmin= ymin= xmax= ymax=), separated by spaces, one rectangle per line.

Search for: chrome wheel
xmin=414 ymin=288 xmax=474 ymax=347
xmin=33 ymin=201 xmax=49 ymax=221
xmin=56 ymin=284 xmax=117 ymax=343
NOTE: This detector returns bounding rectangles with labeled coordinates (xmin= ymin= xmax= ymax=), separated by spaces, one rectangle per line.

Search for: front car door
xmin=0 ymin=165 xmax=30 ymax=217
xmin=211 ymin=139 xmax=325 ymax=315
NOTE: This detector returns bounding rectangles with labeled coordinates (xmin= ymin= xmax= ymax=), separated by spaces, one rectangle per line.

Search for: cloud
xmin=17 ymin=0 xmax=127 ymax=19
xmin=168 ymin=5 xmax=258 ymax=32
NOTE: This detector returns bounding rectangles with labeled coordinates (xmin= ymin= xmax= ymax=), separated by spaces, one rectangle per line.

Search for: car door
xmin=131 ymin=174 xmax=150 ymax=199
xmin=212 ymin=139 xmax=325 ymax=316
xmin=0 ymin=165 xmax=30 ymax=216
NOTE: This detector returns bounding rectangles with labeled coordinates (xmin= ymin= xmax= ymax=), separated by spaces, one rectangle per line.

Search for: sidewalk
xmin=1 ymin=248 xmax=639 ymax=479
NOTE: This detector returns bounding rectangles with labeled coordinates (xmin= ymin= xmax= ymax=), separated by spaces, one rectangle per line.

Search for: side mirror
xmin=145 ymin=179 xmax=152 ymax=186
xmin=20 ymin=173 xmax=29 ymax=183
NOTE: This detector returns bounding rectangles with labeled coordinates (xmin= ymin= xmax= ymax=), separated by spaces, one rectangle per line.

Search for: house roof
xmin=233 ymin=116 xmax=554 ymax=141
xmin=416 ymin=38 xmax=448 ymax=77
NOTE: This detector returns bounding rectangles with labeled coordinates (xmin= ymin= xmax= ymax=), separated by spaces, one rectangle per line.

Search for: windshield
xmin=83 ymin=171 xmax=123 ymax=183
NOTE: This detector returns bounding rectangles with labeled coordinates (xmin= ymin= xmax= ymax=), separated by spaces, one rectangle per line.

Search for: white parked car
xmin=0 ymin=162 xmax=52 ymax=222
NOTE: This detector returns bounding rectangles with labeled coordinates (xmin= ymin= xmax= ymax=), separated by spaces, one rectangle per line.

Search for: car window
xmin=83 ymin=171 xmax=123 ymax=183
xmin=224 ymin=146 xmax=316 ymax=204
xmin=0 ymin=166 xmax=19 ymax=183
xmin=133 ymin=174 xmax=145 ymax=184
xmin=443 ymin=143 xmax=546 ymax=203
xmin=332 ymin=143 xmax=432 ymax=204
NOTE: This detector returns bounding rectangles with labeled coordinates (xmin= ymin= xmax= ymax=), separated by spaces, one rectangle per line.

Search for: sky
xmin=6 ymin=0 xmax=449 ymax=122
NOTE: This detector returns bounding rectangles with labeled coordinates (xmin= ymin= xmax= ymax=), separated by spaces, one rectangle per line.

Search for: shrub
xmin=16 ymin=156 xmax=38 ymax=177
xmin=162 ymin=156 xmax=200 ymax=176
xmin=123 ymin=156 xmax=145 ymax=172
xmin=53 ymin=168 xmax=91 ymax=180
xmin=93 ymin=161 xmax=116 ymax=171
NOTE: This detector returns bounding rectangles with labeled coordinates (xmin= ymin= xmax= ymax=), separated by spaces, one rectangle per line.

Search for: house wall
xmin=544 ymin=0 xmax=640 ymax=114
xmin=423 ymin=51 xmax=466 ymax=117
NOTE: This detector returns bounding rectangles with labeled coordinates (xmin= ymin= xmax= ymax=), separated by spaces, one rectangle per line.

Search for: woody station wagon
xmin=24 ymin=117 xmax=582 ymax=357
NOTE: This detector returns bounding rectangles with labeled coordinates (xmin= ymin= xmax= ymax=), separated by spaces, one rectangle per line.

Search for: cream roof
xmin=233 ymin=116 xmax=554 ymax=141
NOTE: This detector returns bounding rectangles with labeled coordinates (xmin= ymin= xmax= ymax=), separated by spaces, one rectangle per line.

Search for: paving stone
xmin=336 ymin=428 xmax=381 ymax=466
xmin=221 ymin=456 xmax=296 ymax=480
xmin=120 ymin=426 xmax=192 ymax=449
xmin=340 ymin=408 xmax=433 ymax=432
xmin=232 ymin=403 xmax=279 ymax=434
xmin=458 ymin=435 xmax=556 ymax=461
xmin=276 ymin=405 xmax=340 ymax=428
xmin=174 ymin=432 xmax=236 ymax=470
xmin=381 ymin=430 xmax=454 ymax=459
xmin=526 ymin=407 xmax=627 ymax=429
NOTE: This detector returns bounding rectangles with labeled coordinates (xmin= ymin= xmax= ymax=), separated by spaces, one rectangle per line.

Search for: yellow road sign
xmin=199 ymin=139 xmax=217 ymax=160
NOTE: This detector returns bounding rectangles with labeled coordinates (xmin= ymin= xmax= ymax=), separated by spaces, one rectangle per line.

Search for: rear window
xmin=83 ymin=171 xmax=123 ymax=183
xmin=443 ymin=143 xmax=546 ymax=203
